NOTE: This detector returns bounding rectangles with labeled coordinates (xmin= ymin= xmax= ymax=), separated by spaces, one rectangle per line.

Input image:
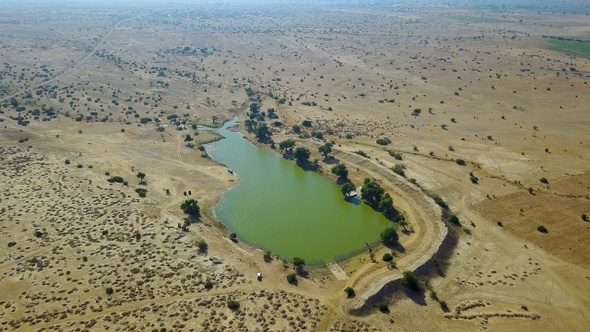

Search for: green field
xmin=547 ymin=39 xmax=590 ymax=59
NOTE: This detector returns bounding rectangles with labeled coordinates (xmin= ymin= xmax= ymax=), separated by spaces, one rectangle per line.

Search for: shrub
xmin=293 ymin=257 xmax=305 ymax=269
xmin=106 ymin=287 xmax=114 ymax=295
xmin=456 ymin=159 xmax=466 ymax=166
xmin=388 ymin=151 xmax=403 ymax=160
xmin=204 ymin=280 xmax=213 ymax=289
xmin=537 ymin=225 xmax=548 ymax=233
xmin=107 ymin=176 xmax=124 ymax=183
xmin=344 ymin=287 xmax=355 ymax=298
xmin=380 ymin=227 xmax=398 ymax=246
xmin=7 ymin=241 xmax=16 ymax=248
xmin=263 ymin=250 xmax=272 ymax=262
xmin=377 ymin=301 xmax=389 ymax=312
xmin=582 ymin=214 xmax=588 ymax=221
xmin=448 ymin=214 xmax=460 ymax=225
xmin=539 ymin=177 xmax=548 ymax=184
xmin=65 ymin=159 xmax=70 ymax=165
xmin=440 ymin=300 xmax=449 ymax=311
xmin=181 ymin=199 xmax=200 ymax=216
xmin=402 ymin=271 xmax=420 ymax=290
xmin=382 ymin=253 xmax=393 ymax=262
xmin=433 ymin=196 xmax=448 ymax=210
xmin=227 ymin=299 xmax=240 ymax=310
xmin=135 ymin=188 xmax=147 ymax=197
xmin=197 ymin=240 xmax=208 ymax=252
xmin=391 ymin=164 xmax=405 ymax=177
xmin=287 ymin=273 xmax=297 ymax=284
xmin=376 ymin=137 xmax=391 ymax=145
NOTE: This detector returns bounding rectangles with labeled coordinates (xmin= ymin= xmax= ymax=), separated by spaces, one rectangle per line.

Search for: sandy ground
xmin=1 ymin=1 xmax=589 ymax=331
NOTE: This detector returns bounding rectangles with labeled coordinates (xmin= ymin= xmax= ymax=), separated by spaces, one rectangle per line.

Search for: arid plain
xmin=1 ymin=1 xmax=589 ymax=331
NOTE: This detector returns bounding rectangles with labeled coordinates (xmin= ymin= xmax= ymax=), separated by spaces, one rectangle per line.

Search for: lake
xmin=205 ymin=118 xmax=391 ymax=265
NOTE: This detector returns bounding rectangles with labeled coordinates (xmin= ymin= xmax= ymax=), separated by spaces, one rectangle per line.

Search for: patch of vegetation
xmin=7 ymin=241 xmax=16 ymax=248
xmin=456 ymin=159 xmax=466 ymax=166
xmin=376 ymin=137 xmax=391 ymax=145
xmin=135 ymin=188 xmax=147 ymax=197
xmin=388 ymin=151 xmax=403 ymax=160
xmin=433 ymin=196 xmax=448 ymax=210
xmin=204 ymin=280 xmax=214 ymax=289
xmin=287 ymin=273 xmax=297 ymax=284
xmin=344 ymin=287 xmax=355 ymax=298
xmin=380 ymin=227 xmax=398 ymax=246
xmin=181 ymin=199 xmax=200 ymax=216
xmin=107 ymin=176 xmax=124 ymax=183
xmin=547 ymin=39 xmax=590 ymax=59
xmin=402 ymin=270 xmax=420 ymax=290
xmin=354 ymin=150 xmax=370 ymax=158
xmin=537 ymin=225 xmax=548 ymax=233
xmin=106 ymin=287 xmax=114 ymax=295
xmin=382 ymin=253 xmax=393 ymax=262
xmin=377 ymin=301 xmax=389 ymax=312
xmin=197 ymin=239 xmax=208 ymax=252
xmin=391 ymin=164 xmax=405 ymax=177
xmin=227 ymin=299 xmax=240 ymax=310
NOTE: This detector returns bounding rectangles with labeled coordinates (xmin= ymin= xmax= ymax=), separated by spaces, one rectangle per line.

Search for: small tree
xmin=382 ymin=253 xmax=393 ymax=262
xmin=344 ymin=287 xmax=355 ymax=298
xmin=197 ymin=239 xmax=208 ymax=252
xmin=136 ymin=172 xmax=146 ymax=184
xmin=380 ymin=227 xmax=398 ymax=246
xmin=331 ymin=164 xmax=348 ymax=179
xmin=181 ymin=199 xmax=200 ymax=217
xmin=227 ymin=299 xmax=240 ymax=310
xmin=106 ymin=287 xmax=114 ymax=295
xmin=377 ymin=301 xmax=389 ymax=312
xmin=293 ymin=257 xmax=305 ymax=270
xmin=318 ymin=142 xmax=333 ymax=158
xmin=293 ymin=147 xmax=311 ymax=165
xmin=341 ymin=182 xmax=356 ymax=198
xmin=402 ymin=270 xmax=420 ymax=290
xmin=287 ymin=273 xmax=297 ymax=284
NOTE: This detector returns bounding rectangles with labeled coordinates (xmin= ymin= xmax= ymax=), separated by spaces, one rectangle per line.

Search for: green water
xmin=205 ymin=118 xmax=391 ymax=265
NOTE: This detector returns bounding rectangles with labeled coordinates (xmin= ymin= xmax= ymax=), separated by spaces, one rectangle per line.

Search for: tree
xmin=249 ymin=102 xmax=259 ymax=113
xmin=302 ymin=120 xmax=312 ymax=127
xmin=379 ymin=193 xmax=395 ymax=216
xmin=184 ymin=134 xmax=193 ymax=142
xmin=293 ymin=257 xmax=305 ymax=270
xmin=287 ymin=273 xmax=297 ymax=284
xmin=344 ymin=287 xmax=355 ymax=298
xmin=279 ymin=139 xmax=296 ymax=152
xmin=318 ymin=142 xmax=333 ymax=158
xmin=361 ymin=178 xmax=384 ymax=206
xmin=341 ymin=182 xmax=356 ymax=198
xmin=254 ymin=123 xmax=271 ymax=141
xmin=197 ymin=239 xmax=208 ymax=252
xmin=331 ymin=164 xmax=348 ymax=179
xmin=292 ymin=124 xmax=301 ymax=133
xmin=382 ymin=253 xmax=393 ymax=262
xmin=181 ymin=199 xmax=200 ymax=216
xmin=227 ymin=299 xmax=240 ymax=310
xmin=398 ymin=219 xmax=408 ymax=230
xmin=380 ymin=227 xmax=398 ymax=246
xmin=293 ymin=147 xmax=310 ymax=165
xmin=198 ymin=145 xmax=206 ymax=156
xmin=136 ymin=172 xmax=146 ymax=184
xmin=402 ymin=271 xmax=420 ymax=290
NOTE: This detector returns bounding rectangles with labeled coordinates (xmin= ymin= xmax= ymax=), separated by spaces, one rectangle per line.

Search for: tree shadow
xmin=336 ymin=177 xmax=351 ymax=185
xmin=402 ymin=285 xmax=427 ymax=306
xmin=296 ymin=268 xmax=309 ymax=278
xmin=384 ymin=242 xmax=405 ymax=254
xmin=323 ymin=156 xmax=340 ymax=165
xmin=345 ymin=197 xmax=361 ymax=206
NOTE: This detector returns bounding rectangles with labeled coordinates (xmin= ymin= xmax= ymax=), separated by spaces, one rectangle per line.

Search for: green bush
xmin=376 ymin=137 xmax=391 ymax=145
xmin=380 ymin=227 xmax=398 ymax=245
xmin=382 ymin=253 xmax=393 ymax=262
xmin=344 ymin=287 xmax=355 ymax=298
xmin=204 ymin=280 xmax=213 ymax=289
xmin=287 ymin=273 xmax=297 ymax=284
xmin=107 ymin=176 xmax=124 ymax=183
xmin=181 ymin=199 xmax=200 ymax=216
xmin=537 ymin=225 xmax=548 ymax=233
xmin=227 ymin=300 xmax=240 ymax=310
xmin=456 ymin=159 xmax=466 ymax=166
xmin=197 ymin=240 xmax=208 ymax=252
xmin=377 ymin=301 xmax=389 ymax=312
xmin=135 ymin=188 xmax=147 ymax=197
xmin=391 ymin=164 xmax=405 ymax=177
xmin=402 ymin=271 xmax=420 ymax=290
xmin=106 ymin=287 xmax=114 ymax=295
